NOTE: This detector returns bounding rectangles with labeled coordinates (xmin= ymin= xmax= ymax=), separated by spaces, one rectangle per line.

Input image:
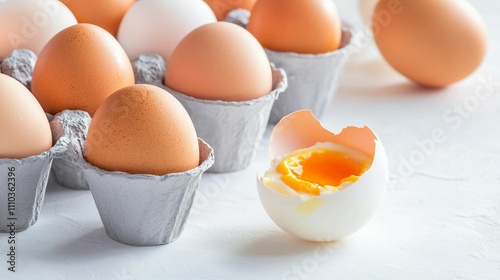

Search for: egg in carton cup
xmin=226 ymin=9 xmax=364 ymax=124
xmin=0 ymin=73 xmax=68 ymax=232
xmin=60 ymin=84 xmax=215 ymax=246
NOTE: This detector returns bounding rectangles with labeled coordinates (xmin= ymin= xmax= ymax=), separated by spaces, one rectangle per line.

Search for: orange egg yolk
xmin=277 ymin=149 xmax=366 ymax=196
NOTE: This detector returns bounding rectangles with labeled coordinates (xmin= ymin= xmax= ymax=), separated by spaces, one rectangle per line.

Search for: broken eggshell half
xmin=257 ymin=110 xmax=389 ymax=242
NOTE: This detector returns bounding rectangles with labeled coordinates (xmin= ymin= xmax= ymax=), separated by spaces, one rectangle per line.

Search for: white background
xmin=1 ymin=0 xmax=499 ymax=279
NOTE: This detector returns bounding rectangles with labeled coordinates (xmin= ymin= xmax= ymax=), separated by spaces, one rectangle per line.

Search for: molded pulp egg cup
xmin=131 ymin=55 xmax=288 ymax=173
xmin=257 ymin=110 xmax=389 ymax=242
xmin=0 ymin=114 xmax=67 ymax=232
xmin=74 ymin=138 xmax=214 ymax=247
xmin=264 ymin=25 xmax=362 ymax=124
xmin=225 ymin=11 xmax=364 ymax=124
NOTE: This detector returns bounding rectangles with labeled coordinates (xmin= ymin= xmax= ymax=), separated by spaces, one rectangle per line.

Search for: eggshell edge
xmin=257 ymin=138 xmax=388 ymax=241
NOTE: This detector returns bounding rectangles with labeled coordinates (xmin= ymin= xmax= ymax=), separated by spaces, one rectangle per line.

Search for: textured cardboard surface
xmin=81 ymin=139 xmax=214 ymax=246
xmin=50 ymin=110 xmax=91 ymax=190
xmin=0 ymin=49 xmax=36 ymax=90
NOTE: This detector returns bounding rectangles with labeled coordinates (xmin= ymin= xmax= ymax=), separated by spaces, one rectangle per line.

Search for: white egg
xmin=358 ymin=0 xmax=379 ymax=26
xmin=117 ymin=0 xmax=216 ymax=63
xmin=257 ymin=110 xmax=389 ymax=242
xmin=0 ymin=0 xmax=77 ymax=58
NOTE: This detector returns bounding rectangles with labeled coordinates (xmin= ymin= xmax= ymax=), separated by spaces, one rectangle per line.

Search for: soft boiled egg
xmin=257 ymin=110 xmax=389 ymax=241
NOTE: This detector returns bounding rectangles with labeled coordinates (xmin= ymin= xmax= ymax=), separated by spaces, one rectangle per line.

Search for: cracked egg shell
xmin=257 ymin=110 xmax=389 ymax=241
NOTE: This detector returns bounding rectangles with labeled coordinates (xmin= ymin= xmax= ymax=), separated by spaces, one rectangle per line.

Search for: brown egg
xmin=165 ymin=22 xmax=272 ymax=102
xmin=372 ymin=0 xmax=487 ymax=87
xmin=204 ymin=0 xmax=257 ymax=20
xmin=31 ymin=23 xmax=134 ymax=116
xmin=247 ymin=0 xmax=342 ymax=54
xmin=60 ymin=0 xmax=136 ymax=37
xmin=0 ymin=74 xmax=52 ymax=159
xmin=85 ymin=84 xmax=200 ymax=175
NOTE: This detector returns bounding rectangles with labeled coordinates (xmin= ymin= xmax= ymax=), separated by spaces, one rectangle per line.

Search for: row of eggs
xmin=0 ymin=0 xmax=488 ymax=88
xmin=0 ymin=0 xmax=343 ymax=61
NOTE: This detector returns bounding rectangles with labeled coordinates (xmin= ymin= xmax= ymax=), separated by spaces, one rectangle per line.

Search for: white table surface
xmin=1 ymin=1 xmax=499 ymax=279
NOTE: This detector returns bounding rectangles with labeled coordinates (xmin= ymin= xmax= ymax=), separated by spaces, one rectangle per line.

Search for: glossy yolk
xmin=277 ymin=149 xmax=365 ymax=195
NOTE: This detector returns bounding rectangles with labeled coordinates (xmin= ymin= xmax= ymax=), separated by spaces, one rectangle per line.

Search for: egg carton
xmin=2 ymin=47 xmax=284 ymax=180
xmin=132 ymin=54 xmax=288 ymax=173
xmin=2 ymin=51 xmax=216 ymax=246
xmin=225 ymin=10 xmax=364 ymax=123
xmin=1 ymin=99 xmax=214 ymax=246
